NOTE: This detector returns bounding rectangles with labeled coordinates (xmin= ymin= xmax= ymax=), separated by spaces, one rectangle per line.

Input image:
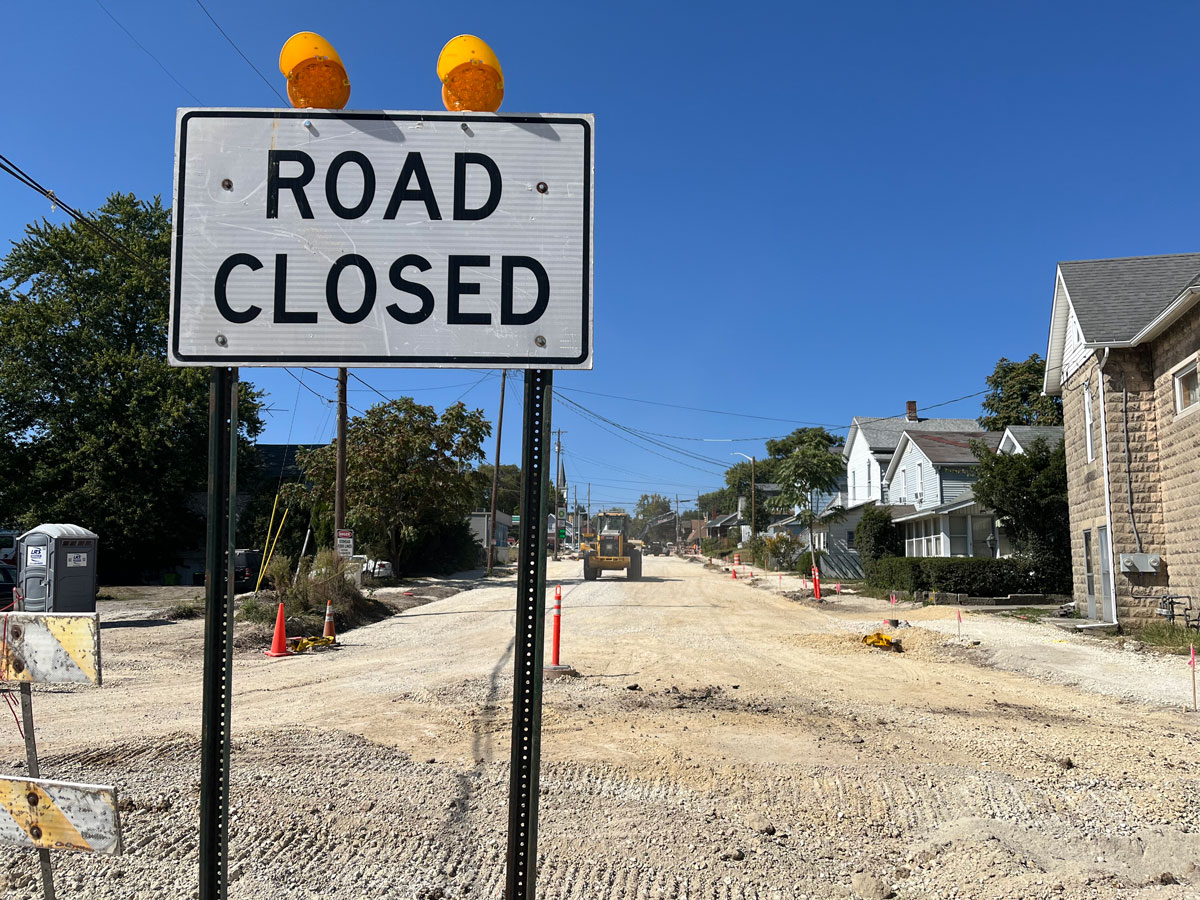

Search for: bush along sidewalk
xmin=868 ymin=556 xmax=1043 ymax=598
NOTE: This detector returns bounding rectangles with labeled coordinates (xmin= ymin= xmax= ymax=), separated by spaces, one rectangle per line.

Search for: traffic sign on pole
xmin=169 ymin=109 xmax=593 ymax=369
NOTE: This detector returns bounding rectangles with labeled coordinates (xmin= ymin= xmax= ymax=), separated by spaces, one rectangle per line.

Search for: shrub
xmin=763 ymin=533 xmax=803 ymax=570
xmin=795 ymin=550 xmax=825 ymax=575
xmin=868 ymin=555 xmax=1033 ymax=596
xmin=869 ymin=557 xmax=925 ymax=593
xmin=854 ymin=505 xmax=901 ymax=580
xmin=920 ymin=557 xmax=1030 ymax=595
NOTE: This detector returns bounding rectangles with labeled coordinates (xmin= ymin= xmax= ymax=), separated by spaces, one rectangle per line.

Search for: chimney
xmin=905 ymin=400 xmax=918 ymax=422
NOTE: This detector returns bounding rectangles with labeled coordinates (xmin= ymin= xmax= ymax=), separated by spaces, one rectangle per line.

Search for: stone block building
xmin=1044 ymin=253 xmax=1200 ymax=623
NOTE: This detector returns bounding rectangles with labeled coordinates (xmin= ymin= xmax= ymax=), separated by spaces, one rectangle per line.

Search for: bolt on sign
xmin=168 ymin=109 xmax=594 ymax=369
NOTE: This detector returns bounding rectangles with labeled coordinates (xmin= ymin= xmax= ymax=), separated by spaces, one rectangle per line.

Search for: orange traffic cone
xmin=263 ymin=602 xmax=293 ymax=657
xmin=322 ymin=597 xmax=336 ymax=642
xmin=731 ymin=567 xmax=737 ymax=580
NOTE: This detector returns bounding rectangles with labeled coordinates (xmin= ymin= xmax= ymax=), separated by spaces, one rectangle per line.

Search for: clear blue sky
xmin=4 ymin=1 xmax=1197 ymax=512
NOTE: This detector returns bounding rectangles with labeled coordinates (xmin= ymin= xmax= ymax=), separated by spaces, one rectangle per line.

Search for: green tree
xmin=0 ymin=193 xmax=264 ymax=579
xmin=698 ymin=487 xmax=736 ymax=518
xmin=771 ymin=428 xmax=844 ymax=553
xmin=853 ymin=504 xmax=902 ymax=579
xmin=970 ymin=437 xmax=1070 ymax=593
xmin=978 ymin=354 xmax=1064 ymax=430
xmin=288 ymin=398 xmax=490 ymax=572
xmin=472 ymin=463 xmax=522 ymax=516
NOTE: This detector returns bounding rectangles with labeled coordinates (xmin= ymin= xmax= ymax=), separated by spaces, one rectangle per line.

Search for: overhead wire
xmin=193 ymin=0 xmax=289 ymax=105
xmin=93 ymin=0 xmax=204 ymax=103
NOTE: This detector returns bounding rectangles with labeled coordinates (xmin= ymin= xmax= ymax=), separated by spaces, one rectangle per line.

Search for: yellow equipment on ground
xmin=862 ymin=632 xmax=902 ymax=652
xmin=580 ymin=512 xmax=643 ymax=581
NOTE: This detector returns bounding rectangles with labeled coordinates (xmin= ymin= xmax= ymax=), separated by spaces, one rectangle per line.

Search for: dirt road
xmin=3 ymin=556 xmax=1198 ymax=899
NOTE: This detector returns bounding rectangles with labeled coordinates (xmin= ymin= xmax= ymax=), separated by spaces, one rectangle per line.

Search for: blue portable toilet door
xmin=18 ymin=533 xmax=51 ymax=612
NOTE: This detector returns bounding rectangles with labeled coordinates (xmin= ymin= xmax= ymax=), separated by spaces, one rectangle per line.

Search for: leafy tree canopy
xmin=970 ymin=437 xmax=1070 ymax=593
xmin=288 ymin=399 xmax=489 ymax=566
xmin=771 ymin=428 xmax=844 ymax=547
xmin=472 ymin=463 xmax=522 ymax=517
xmin=978 ymin=354 xmax=1063 ymax=430
xmin=0 ymin=193 xmax=263 ymax=578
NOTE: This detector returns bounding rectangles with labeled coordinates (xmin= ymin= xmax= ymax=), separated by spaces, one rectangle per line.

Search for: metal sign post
xmin=198 ymin=367 xmax=238 ymax=900
xmin=506 ymin=370 xmax=552 ymax=900
xmin=173 ymin=104 xmax=593 ymax=900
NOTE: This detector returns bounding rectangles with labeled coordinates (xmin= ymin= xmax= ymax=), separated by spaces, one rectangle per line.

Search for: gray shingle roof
xmin=1002 ymin=425 xmax=1064 ymax=451
xmin=851 ymin=417 xmax=981 ymax=453
xmin=1059 ymin=253 xmax=1200 ymax=344
xmin=907 ymin=431 xmax=1001 ymax=465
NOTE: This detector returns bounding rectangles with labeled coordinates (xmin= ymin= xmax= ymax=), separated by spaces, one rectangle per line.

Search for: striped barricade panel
xmin=0 ymin=613 xmax=101 ymax=685
xmin=0 ymin=776 xmax=122 ymax=854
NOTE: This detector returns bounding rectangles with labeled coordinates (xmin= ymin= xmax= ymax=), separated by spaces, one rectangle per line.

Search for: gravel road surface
xmin=2 ymin=555 xmax=1197 ymax=899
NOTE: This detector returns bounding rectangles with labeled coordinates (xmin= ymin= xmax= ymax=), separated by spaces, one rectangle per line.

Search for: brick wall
xmin=1062 ymin=353 xmax=1110 ymax=617
xmin=1151 ymin=302 xmax=1200 ymax=615
xmin=1064 ymin=302 xmax=1200 ymax=624
xmin=1100 ymin=348 xmax=1168 ymax=621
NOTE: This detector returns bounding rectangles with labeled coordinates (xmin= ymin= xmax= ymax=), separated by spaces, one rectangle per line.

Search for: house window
xmin=851 ymin=470 xmax=856 ymax=501
xmin=949 ymin=515 xmax=968 ymax=556
xmin=916 ymin=463 xmax=923 ymax=501
xmin=1083 ymin=381 xmax=1095 ymax=462
xmin=897 ymin=468 xmax=906 ymax=502
xmin=847 ymin=530 xmax=855 ymax=549
xmin=866 ymin=464 xmax=872 ymax=498
xmin=1176 ymin=362 xmax=1199 ymax=414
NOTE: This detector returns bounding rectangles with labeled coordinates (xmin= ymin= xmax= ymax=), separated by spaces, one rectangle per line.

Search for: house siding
xmin=887 ymin=440 xmax=940 ymax=509
xmin=940 ymin=468 xmax=978 ymax=505
xmin=1062 ymin=300 xmax=1091 ymax=384
xmin=845 ymin=432 xmax=883 ymax=507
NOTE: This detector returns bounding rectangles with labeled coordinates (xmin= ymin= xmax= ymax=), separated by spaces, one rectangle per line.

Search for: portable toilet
xmin=17 ymin=524 xmax=99 ymax=613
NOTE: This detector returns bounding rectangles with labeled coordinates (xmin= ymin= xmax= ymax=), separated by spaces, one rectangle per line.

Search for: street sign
xmin=169 ymin=108 xmax=594 ymax=369
xmin=0 ymin=777 xmax=122 ymax=855
xmin=336 ymin=529 xmax=354 ymax=559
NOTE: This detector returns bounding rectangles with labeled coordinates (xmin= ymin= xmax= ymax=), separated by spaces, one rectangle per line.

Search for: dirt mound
xmin=786 ymin=626 xmax=963 ymax=661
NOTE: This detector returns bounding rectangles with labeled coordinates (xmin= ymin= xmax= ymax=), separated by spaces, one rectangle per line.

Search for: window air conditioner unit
xmin=914 ymin=490 xmax=923 ymax=502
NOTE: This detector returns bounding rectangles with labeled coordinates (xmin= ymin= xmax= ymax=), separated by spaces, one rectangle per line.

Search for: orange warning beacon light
xmin=279 ymin=31 xmax=351 ymax=109
xmin=438 ymin=34 xmax=504 ymax=112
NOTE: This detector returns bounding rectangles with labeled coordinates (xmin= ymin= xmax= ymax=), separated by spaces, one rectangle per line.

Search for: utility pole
xmin=732 ymin=452 xmax=756 ymax=540
xmin=587 ymin=483 xmax=591 ymax=534
xmin=487 ymin=370 xmax=507 ymax=575
xmin=675 ymin=494 xmax=681 ymax=549
xmin=335 ymin=368 xmax=347 ymax=534
xmin=553 ymin=429 xmax=565 ymax=560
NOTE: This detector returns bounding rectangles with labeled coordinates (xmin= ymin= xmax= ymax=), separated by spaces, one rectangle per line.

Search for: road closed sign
xmin=169 ymin=109 xmax=593 ymax=368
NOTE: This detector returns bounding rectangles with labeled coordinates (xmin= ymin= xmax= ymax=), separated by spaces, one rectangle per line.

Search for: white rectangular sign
xmin=336 ymin=529 xmax=353 ymax=559
xmin=169 ymin=109 xmax=593 ymax=368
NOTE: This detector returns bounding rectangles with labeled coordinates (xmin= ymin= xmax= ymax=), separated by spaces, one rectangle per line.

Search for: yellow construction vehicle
xmin=581 ymin=512 xmax=642 ymax=581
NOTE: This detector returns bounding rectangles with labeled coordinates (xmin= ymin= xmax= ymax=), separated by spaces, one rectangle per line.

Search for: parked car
xmin=233 ymin=549 xmax=264 ymax=592
xmin=0 ymin=563 xmax=15 ymax=608
xmin=369 ymin=560 xmax=393 ymax=578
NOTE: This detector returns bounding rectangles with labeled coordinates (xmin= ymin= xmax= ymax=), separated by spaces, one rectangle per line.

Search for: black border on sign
xmin=171 ymin=109 xmax=592 ymax=367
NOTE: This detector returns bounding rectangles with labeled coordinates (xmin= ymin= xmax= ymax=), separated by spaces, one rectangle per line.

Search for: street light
xmin=732 ymin=452 xmax=756 ymax=540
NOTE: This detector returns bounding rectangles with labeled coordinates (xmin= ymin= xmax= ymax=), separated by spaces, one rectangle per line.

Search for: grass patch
xmin=1125 ymin=621 xmax=1199 ymax=654
xmin=164 ymin=601 xmax=201 ymax=620
xmin=1000 ymin=607 xmax=1052 ymax=623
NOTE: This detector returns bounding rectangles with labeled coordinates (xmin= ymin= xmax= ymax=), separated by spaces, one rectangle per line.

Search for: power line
xmin=193 ymin=0 xmax=288 ymax=105
xmin=554 ymin=384 xmax=844 ymax=426
xmin=93 ymin=0 xmax=204 ymax=103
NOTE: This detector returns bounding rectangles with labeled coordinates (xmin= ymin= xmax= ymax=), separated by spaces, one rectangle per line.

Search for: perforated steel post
xmin=506 ymin=370 xmax=552 ymax=900
xmin=199 ymin=368 xmax=237 ymax=900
